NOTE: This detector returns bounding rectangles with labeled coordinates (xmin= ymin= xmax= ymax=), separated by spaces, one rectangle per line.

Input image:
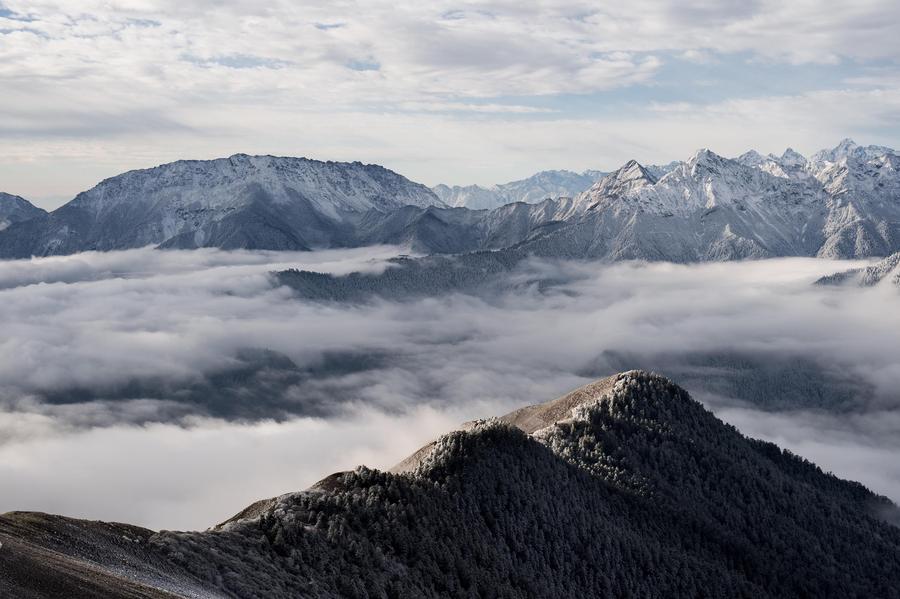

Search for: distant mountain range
xmin=1 ymin=139 xmax=898 ymax=260
xmin=3 ymin=371 xmax=899 ymax=598
xmin=432 ymin=169 xmax=609 ymax=209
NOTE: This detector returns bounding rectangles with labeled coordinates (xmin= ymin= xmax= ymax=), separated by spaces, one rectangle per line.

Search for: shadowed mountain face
xmin=1 ymin=139 xmax=898 ymax=261
xmin=0 ymin=192 xmax=45 ymax=232
xmin=3 ymin=371 xmax=899 ymax=598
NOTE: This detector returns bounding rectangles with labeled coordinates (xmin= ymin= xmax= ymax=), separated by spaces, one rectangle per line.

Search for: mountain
xmin=1 ymin=139 xmax=897 ymax=261
xmin=431 ymin=183 xmax=505 ymax=210
xmin=814 ymin=151 xmax=900 ymax=257
xmin=433 ymin=169 xmax=606 ymax=210
xmin=517 ymin=141 xmax=900 ymax=261
xmin=0 ymin=155 xmax=444 ymax=258
xmin=810 ymin=137 xmax=896 ymax=168
xmin=736 ymin=148 xmax=812 ymax=180
xmin=566 ymin=159 xmax=658 ymax=214
xmin=816 ymin=251 xmax=900 ymax=286
xmin=0 ymin=192 xmax=45 ymax=231
xmin=515 ymin=149 xmax=823 ymax=261
xmin=3 ymin=371 xmax=900 ymax=598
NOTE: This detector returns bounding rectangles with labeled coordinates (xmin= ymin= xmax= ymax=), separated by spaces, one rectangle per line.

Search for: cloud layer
xmin=1 ymin=248 xmax=899 ymax=529
xmin=2 ymin=1 xmax=900 ymax=204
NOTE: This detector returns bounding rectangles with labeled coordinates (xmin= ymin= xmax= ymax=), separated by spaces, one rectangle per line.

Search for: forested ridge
xmin=149 ymin=372 xmax=900 ymax=598
xmin=3 ymin=371 xmax=900 ymax=598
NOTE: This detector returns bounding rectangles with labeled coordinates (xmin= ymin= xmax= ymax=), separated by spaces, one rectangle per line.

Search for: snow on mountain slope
xmin=0 ymin=139 xmax=896 ymax=260
xmin=737 ymin=148 xmax=813 ymax=181
xmin=69 ymin=154 xmax=442 ymax=219
xmin=567 ymin=159 xmax=658 ymax=215
xmin=0 ymin=155 xmax=443 ymax=257
xmin=816 ymin=252 xmax=900 ymax=287
xmin=0 ymin=192 xmax=46 ymax=232
xmin=431 ymin=183 xmax=505 ymax=210
xmin=518 ymin=141 xmax=899 ymax=261
xmin=433 ymin=169 xmax=605 ymax=209
xmin=813 ymin=152 xmax=900 ymax=257
xmin=810 ymin=138 xmax=895 ymax=168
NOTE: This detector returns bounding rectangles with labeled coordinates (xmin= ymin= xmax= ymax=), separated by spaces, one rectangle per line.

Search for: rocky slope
xmin=3 ymin=371 xmax=900 ymax=598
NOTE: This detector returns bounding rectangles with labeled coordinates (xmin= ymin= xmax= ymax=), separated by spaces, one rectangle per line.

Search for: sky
xmin=1 ymin=247 xmax=899 ymax=530
xmin=2 ymin=1 xmax=900 ymax=208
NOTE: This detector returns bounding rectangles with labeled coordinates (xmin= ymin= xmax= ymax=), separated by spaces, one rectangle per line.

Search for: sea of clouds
xmin=1 ymin=247 xmax=898 ymax=530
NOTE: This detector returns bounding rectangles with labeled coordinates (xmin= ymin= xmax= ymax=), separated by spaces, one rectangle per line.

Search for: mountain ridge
xmin=0 ymin=154 xmax=444 ymax=257
xmin=1 ymin=139 xmax=898 ymax=261
xmin=0 ymin=192 xmax=46 ymax=232
xmin=2 ymin=371 xmax=900 ymax=598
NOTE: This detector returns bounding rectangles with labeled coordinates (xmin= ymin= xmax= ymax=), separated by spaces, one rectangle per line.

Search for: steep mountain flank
xmin=3 ymin=372 xmax=899 ymax=598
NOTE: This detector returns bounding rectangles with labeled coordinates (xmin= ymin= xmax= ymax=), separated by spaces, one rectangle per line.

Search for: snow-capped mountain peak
xmin=736 ymin=150 xmax=767 ymax=167
xmin=567 ymin=160 xmax=658 ymax=215
xmin=810 ymin=138 xmax=896 ymax=167
xmin=778 ymin=147 xmax=807 ymax=167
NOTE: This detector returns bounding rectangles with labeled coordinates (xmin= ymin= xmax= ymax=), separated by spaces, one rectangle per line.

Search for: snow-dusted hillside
xmin=816 ymin=252 xmax=900 ymax=287
xmin=0 ymin=155 xmax=443 ymax=257
xmin=0 ymin=192 xmax=45 ymax=232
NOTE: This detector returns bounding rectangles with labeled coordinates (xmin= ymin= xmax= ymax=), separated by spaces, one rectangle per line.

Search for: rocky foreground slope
xmin=3 ymin=371 xmax=900 ymax=598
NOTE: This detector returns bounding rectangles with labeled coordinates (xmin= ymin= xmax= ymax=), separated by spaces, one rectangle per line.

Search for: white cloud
xmin=2 ymin=0 xmax=900 ymax=202
xmin=1 ymin=249 xmax=900 ymax=529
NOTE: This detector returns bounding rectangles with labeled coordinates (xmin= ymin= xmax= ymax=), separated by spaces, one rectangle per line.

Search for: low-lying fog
xmin=1 ymin=247 xmax=897 ymax=530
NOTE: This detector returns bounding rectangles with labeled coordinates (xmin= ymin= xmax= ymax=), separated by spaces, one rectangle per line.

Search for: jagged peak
xmin=617 ymin=159 xmax=656 ymax=182
xmin=736 ymin=149 xmax=766 ymax=166
xmin=835 ymin=137 xmax=858 ymax=151
xmin=810 ymin=138 xmax=897 ymax=167
xmin=685 ymin=148 xmax=732 ymax=174
xmin=688 ymin=147 xmax=726 ymax=165
xmin=596 ymin=159 xmax=653 ymax=186
xmin=780 ymin=147 xmax=807 ymax=163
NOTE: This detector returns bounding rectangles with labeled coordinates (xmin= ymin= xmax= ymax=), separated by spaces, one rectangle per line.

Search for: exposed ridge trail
xmin=4 ymin=371 xmax=900 ymax=598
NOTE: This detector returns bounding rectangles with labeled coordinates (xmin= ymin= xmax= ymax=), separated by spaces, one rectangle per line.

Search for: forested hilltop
xmin=3 ymin=371 xmax=900 ymax=598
